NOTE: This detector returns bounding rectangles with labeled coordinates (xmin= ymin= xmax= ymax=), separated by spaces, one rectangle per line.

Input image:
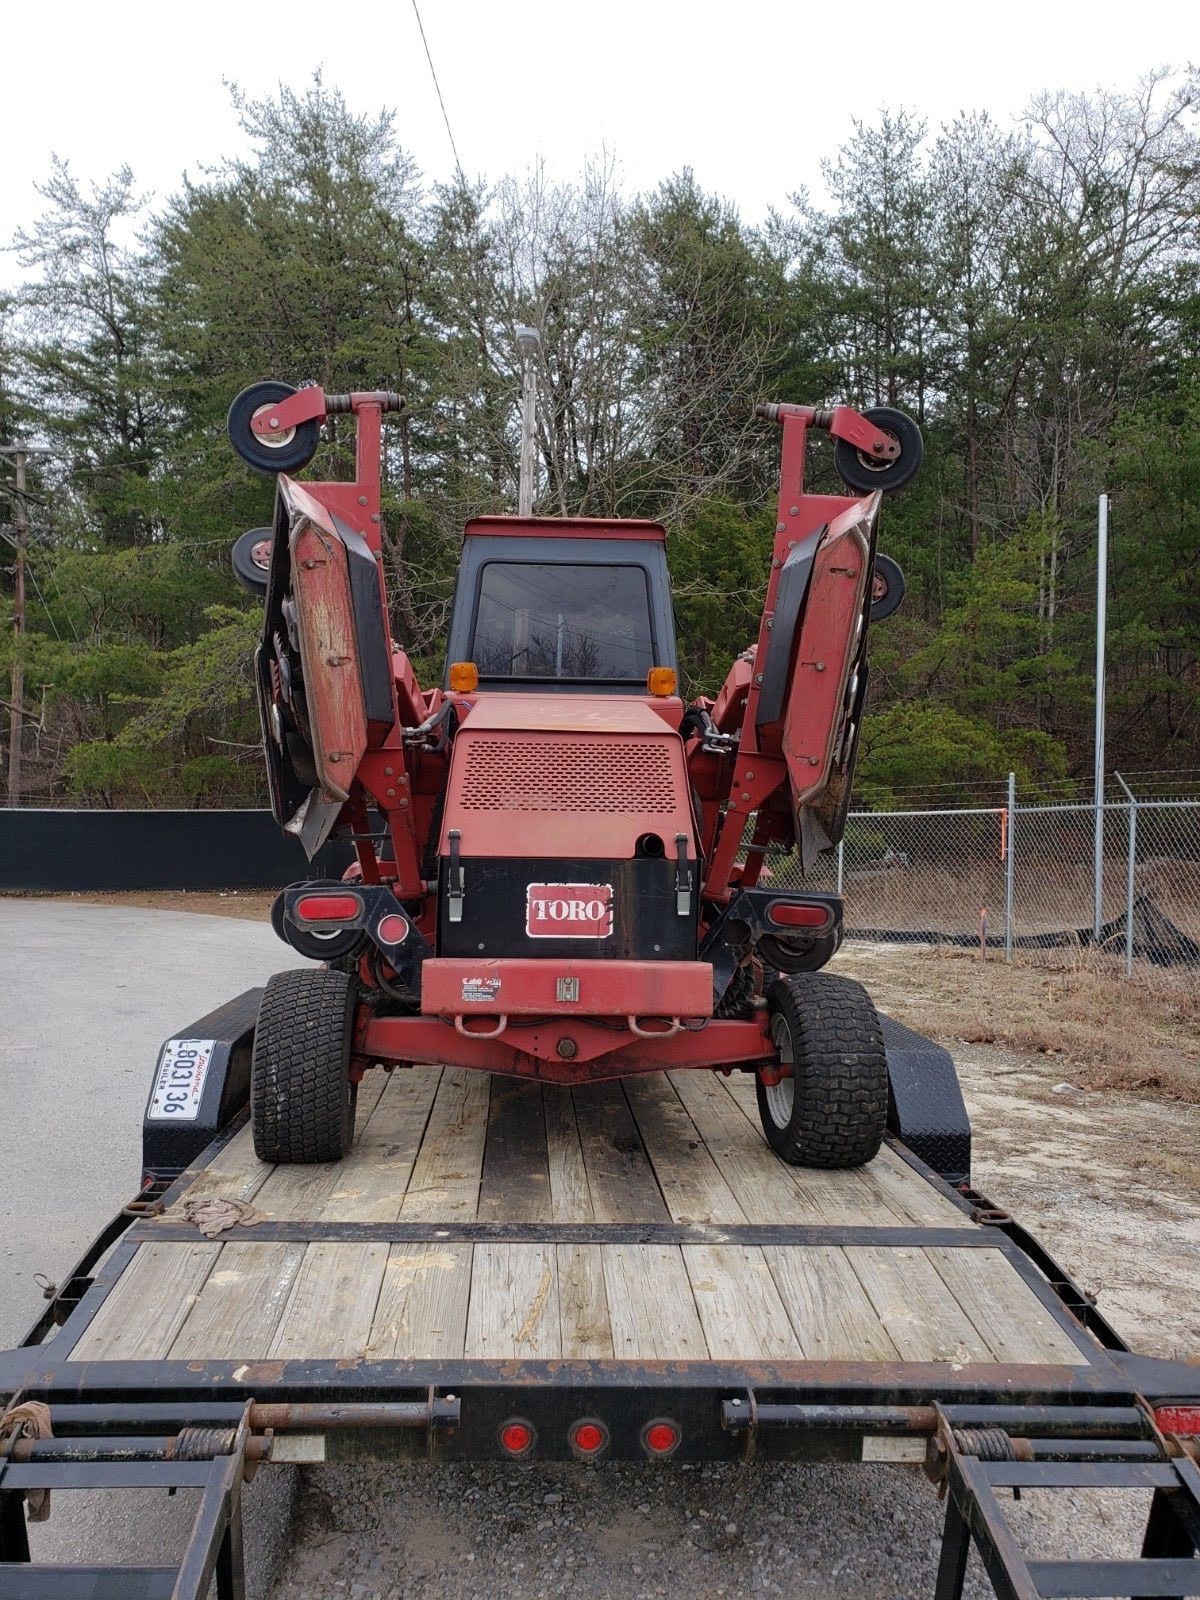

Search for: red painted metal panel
xmin=360 ymin=1013 xmax=771 ymax=1085
xmin=420 ymin=956 xmax=712 ymax=1017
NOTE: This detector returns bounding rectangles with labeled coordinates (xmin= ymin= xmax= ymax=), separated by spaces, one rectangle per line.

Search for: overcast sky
xmin=2 ymin=0 xmax=1191 ymax=244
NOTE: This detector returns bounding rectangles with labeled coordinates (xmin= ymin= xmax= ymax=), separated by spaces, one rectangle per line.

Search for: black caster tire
xmin=755 ymin=971 xmax=887 ymax=1168
xmin=869 ymin=553 xmax=906 ymax=621
xmin=251 ymin=968 xmax=357 ymax=1163
xmin=758 ymin=928 xmax=841 ymax=976
xmin=834 ymin=406 xmax=923 ymax=494
xmin=232 ymin=527 xmax=274 ymax=595
xmin=227 ymin=381 xmax=320 ymax=475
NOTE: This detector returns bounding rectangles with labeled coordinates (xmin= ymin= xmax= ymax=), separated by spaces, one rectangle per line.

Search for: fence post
xmin=836 ymin=837 xmax=844 ymax=895
xmin=1005 ymin=771 xmax=1016 ymax=964
xmin=1115 ymin=772 xmax=1136 ymax=977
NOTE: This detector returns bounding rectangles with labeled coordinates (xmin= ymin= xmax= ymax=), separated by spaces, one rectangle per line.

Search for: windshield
xmin=471 ymin=561 xmax=655 ymax=682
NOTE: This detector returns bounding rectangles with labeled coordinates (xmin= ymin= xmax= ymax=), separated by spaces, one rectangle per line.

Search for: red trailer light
xmin=376 ymin=913 xmax=410 ymax=946
xmin=295 ymin=893 xmax=362 ymax=923
xmin=766 ymin=901 xmax=830 ymax=929
xmin=642 ymin=1420 xmax=680 ymax=1456
xmin=1155 ymin=1405 xmax=1200 ymax=1435
xmin=499 ymin=1419 xmax=535 ymax=1456
xmin=570 ymin=1420 xmax=608 ymax=1457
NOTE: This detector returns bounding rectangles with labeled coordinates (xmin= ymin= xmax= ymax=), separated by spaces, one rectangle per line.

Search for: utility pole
xmin=1093 ymin=493 xmax=1109 ymax=939
xmin=2 ymin=442 xmax=51 ymax=807
xmin=516 ymin=325 xmax=541 ymax=517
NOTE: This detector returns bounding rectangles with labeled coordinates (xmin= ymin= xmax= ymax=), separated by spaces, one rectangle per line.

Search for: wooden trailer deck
xmin=64 ymin=1067 xmax=1092 ymax=1370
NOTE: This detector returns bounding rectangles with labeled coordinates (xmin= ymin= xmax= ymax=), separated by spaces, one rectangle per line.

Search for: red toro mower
xmin=227 ymin=381 xmax=921 ymax=1167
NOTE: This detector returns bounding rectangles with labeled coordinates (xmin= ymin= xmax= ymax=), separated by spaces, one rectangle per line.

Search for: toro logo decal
xmin=526 ymin=883 xmax=613 ymax=939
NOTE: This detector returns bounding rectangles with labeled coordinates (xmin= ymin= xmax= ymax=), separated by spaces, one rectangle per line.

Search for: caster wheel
xmin=869 ymin=553 xmax=906 ymax=621
xmin=834 ymin=406 xmax=923 ymax=494
xmin=227 ymin=380 xmax=320 ymax=475
xmin=232 ymin=527 xmax=274 ymax=595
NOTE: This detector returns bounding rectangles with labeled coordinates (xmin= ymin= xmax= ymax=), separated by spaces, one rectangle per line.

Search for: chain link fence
xmin=772 ymin=778 xmax=1200 ymax=974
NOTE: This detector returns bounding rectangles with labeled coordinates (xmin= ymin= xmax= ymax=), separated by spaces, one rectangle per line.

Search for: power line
xmin=410 ymin=0 xmax=466 ymax=182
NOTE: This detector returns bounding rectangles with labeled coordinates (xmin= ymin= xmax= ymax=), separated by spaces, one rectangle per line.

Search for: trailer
xmin=2 ymin=993 xmax=1198 ymax=1600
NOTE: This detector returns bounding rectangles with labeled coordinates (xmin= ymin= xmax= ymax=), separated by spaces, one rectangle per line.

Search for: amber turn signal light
xmin=448 ymin=661 xmax=479 ymax=693
xmin=646 ymin=666 xmax=677 ymax=697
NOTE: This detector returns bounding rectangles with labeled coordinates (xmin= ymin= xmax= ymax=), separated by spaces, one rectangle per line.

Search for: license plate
xmin=147 ymin=1038 xmax=215 ymax=1121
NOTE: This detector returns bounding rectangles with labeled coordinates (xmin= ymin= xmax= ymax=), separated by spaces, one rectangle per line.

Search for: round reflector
xmin=571 ymin=1420 xmax=607 ymax=1456
xmin=499 ymin=1420 xmax=534 ymax=1456
xmin=295 ymin=893 xmax=361 ymax=923
xmin=643 ymin=1420 xmax=680 ymax=1456
xmin=766 ymin=901 xmax=830 ymax=929
xmin=376 ymin=913 xmax=410 ymax=946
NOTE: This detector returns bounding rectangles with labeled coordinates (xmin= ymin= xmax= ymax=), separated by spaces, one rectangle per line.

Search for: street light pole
xmin=516 ymin=325 xmax=541 ymax=518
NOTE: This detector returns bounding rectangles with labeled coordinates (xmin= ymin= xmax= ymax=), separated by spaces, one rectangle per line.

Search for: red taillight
xmin=643 ymin=1420 xmax=680 ymax=1456
xmin=376 ymin=913 xmax=410 ymax=946
xmin=767 ymin=901 xmax=830 ymax=929
xmin=571 ymin=1420 xmax=608 ymax=1456
xmin=1156 ymin=1405 xmax=1200 ymax=1435
xmin=295 ymin=893 xmax=361 ymax=923
xmin=499 ymin=1420 xmax=534 ymax=1456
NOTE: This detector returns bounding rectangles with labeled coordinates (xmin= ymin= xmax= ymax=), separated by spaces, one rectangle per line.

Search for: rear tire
xmin=756 ymin=972 xmax=887 ymax=1168
xmin=252 ymin=969 xmax=357 ymax=1163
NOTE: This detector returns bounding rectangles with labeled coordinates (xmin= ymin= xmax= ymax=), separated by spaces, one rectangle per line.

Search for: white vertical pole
xmin=1093 ymin=494 xmax=1108 ymax=940
xmin=516 ymin=325 xmax=541 ymax=518
xmin=836 ymin=837 xmax=844 ymax=894
xmin=1004 ymin=771 xmax=1016 ymax=964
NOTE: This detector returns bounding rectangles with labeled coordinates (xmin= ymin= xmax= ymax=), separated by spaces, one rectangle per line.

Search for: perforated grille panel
xmin=457 ymin=736 xmax=680 ymax=813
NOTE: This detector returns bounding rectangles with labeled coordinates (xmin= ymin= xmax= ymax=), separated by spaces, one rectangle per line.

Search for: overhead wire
xmin=410 ymin=0 xmax=467 ymax=183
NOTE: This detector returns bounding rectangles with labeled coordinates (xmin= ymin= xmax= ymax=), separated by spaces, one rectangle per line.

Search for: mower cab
xmin=228 ymin=380 xmax=922 ymax=1171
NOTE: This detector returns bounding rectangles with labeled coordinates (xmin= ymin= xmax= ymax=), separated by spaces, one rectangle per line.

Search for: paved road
xmin=0 ymin=898 xmax=301 ymax=1594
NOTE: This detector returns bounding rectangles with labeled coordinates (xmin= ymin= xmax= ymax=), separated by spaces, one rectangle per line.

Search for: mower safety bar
xmin=251 ymin=387 xmax=405 ymax=436
xmin=754 ymin=401 xmax=900 ymax=459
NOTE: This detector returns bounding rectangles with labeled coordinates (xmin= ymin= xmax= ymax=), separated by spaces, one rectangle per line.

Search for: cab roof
xmin=463 ymin=515 xmax=667 ymax=543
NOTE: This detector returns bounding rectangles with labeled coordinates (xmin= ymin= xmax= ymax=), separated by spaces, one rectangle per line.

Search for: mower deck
xmin=53 ymin=1067 xmax=1085 ymax=1371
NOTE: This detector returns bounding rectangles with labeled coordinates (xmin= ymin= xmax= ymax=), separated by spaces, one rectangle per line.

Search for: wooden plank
xmin=163 ymin=1125 xmax=270 ymax=1213
xmin=601 ymin=1244 xmax=706 ymax=1359
xmin=669 ymin=1070 xmax=837 ymax=1224
xmin=713 ymin=1069 xmax=971 ymax=1227
xmin=683 ymin=1244 xmax=801 ymax=1359
xmin=70 ymin=1243 xmax=219 ymax=1360
xmin=399 ymin=1068 xmax=490 ymax=1220
xmin=928 ymin=1247 xmax=1087 ymax=1365
xmin=544 ymin=1085 xmax=596 ymax=1222
xmin=466 ymin=1243 xmax=560 ymax=1359
xmin=623 ymin=1076 xmax=745 ymax=1224
xmin=556 ymin=1244 xmax=614 ymax=1358
xmin=367 ymin=1243 xmax=472 ymax=1360
xmin=844 ymin=1246 xmax=995 ymax=1363
xmin=269 ymin=1243 xmax=390 ymax=1359
xmin=763 ymin=1245 xmax=902 ymax=1361
xmin=572 ymin=1083 xmax=669 ymax=1222
xmin=169 ymin=1242 xmax=307 ymax=1359
xmin=317 ymin=1068 xmax=442 ymax=1222
xmin=253 ymin=1072 xmax=392 ymax=1219
xmin=477 ymin=1079 xmax=551 ymax=1222
xmin=542 ymin=1089 xmax=611 ymax=1353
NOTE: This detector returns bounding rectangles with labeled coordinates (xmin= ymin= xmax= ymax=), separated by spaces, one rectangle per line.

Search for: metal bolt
xmin=371 ymin=513 xmax=381 ymax=523
xmin=384 ymin=766 xmax=394 ymax=776
xmin=386 ymin=788 xmax=396 ymax=798
xmin=358 ymin=494 xmax=368 ymax=506
xmin=776 ymin=522 xmax=785 ymax=533
xmin=268 ymin=416 xmax=279 ymax=428
xmin=790 ymin=505 xmax=799 ymax=515
xmin=740 ymin=792 xmax=750 ymax=801
xmin=398 ymin=797 xmax=409 ymax=807
xmin=754 ymin=673 xmax=764 ymax=684
xmin=745 ymin=770 xmax=754 ymax=779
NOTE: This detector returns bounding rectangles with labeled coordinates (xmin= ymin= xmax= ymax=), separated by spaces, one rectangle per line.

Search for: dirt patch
xmin=2 ymin=889 xmax=275 ymax=922
xmin=834 ymin=941 xmax=1200 ymax=1102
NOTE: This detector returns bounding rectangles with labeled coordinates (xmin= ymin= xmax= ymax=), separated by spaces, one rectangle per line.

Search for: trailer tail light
xmin=767 ymin=901 xmax=831 ymax=929
xmin=499 ymin=1419 xmax=535 ymax=1456
xmin=642 ymin=1420 xmax=681 ymax=1457
xmin=1156 ymin=1406 xmax=1200 ymax=1435
xmin=295 ymin=893 xmax=362 ymax=924
xmin=570 ymin=1419 xmax=609 ymax=1458
xmin=376 ymin=913 xmax=410 ymax=946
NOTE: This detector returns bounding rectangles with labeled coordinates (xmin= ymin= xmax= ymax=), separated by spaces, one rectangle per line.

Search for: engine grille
xmin=457 ymin=735 xmax=679 ymax=814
